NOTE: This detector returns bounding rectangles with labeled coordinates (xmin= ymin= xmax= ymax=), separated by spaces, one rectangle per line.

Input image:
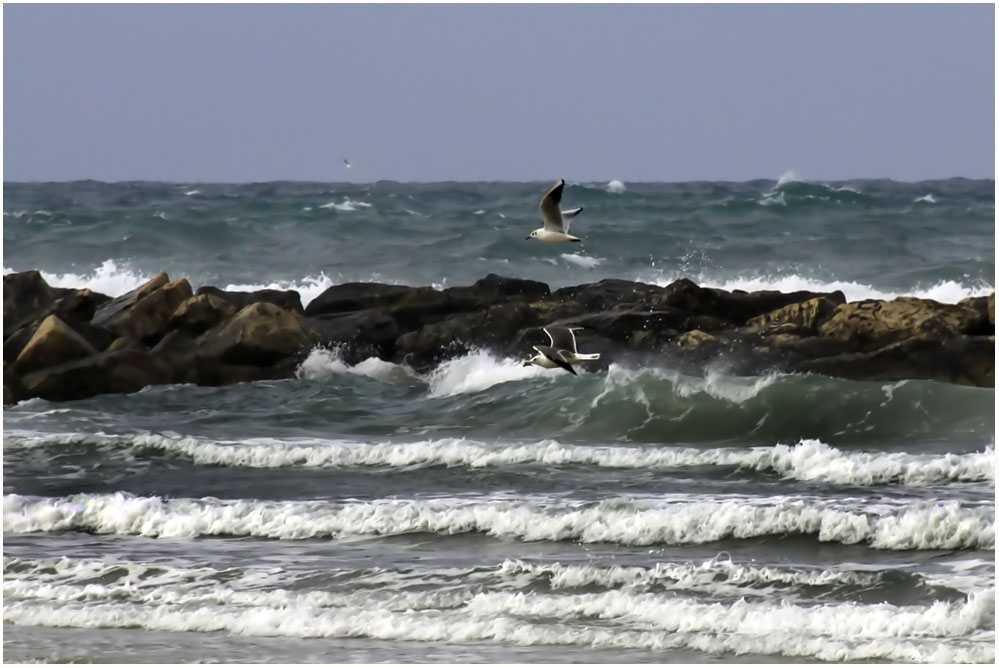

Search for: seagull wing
xmin=560 ymin=207 xmax=583 ymax=234
xmin=543 ymin=326 xmax=579 ymax=354
xmin=540 ymin=179 xmax=566 ymax=233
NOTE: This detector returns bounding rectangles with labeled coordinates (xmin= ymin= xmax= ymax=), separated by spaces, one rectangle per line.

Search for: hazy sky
xmin=3 ymin=4 xmax=994 ymax=182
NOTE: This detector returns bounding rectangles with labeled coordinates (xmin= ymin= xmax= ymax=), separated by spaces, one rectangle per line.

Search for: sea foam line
xmin=5 ymin=431 xmax=993 ymax=486
xmin=4 ymin=493 xmax=992 ymax=549
xmin=2 ymin=589 xmax=992 ymax=663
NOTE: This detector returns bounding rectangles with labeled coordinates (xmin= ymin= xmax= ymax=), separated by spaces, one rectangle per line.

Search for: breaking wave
xmin=5 ymin=492 xmax=992 ymax=550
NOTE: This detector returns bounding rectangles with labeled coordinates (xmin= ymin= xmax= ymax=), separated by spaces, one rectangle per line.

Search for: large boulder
xmin=747 ymin=296 xmax=843 ymax=334
xmin=13 ymin=315 xmax=99 ymax=374
xmin=4 ymin=288 xmax=114 ymax=362
xmin=195 ymin=286 xmax=304 ymax=315
xmin=818 ymin=298 xmax=985 ymax=350
xmin=19 ymin=349 xmax=176 ymax=402
xmin=198 ymin=302 xmax=311 ymax=366
xmin=796 ymin=335 xmax=994 ymax=388
xmin=463 ymin=274 xmax=550 ymax=301
xmin=3 ymin=270 xmax=56 ymax=334
xmin=551 ymin=279 xmax=664 ymax=312
xmin=305 ymin=311 xmax=400 ymax=363
xmin=169 ymin=294 xmax=238 ymax=337
xmin=395 ymin=301 xmax=542 ymax=371
xmin=664 ymin=283 xmax=847 ymax=326
xmin=304 ymin=283 xmax=442 ymax=317
xmin=93 ymin=274 xmax=193 ymax=343
xmin=958 ymin=293 xmax=995 ymax=333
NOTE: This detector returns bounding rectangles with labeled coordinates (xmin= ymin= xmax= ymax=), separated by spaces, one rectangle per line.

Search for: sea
xmin=2 ymin=175 xmax=995 ymax=663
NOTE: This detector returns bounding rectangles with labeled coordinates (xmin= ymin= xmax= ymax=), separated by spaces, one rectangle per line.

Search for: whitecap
xmin=560 ymin=253 xmax=603 ymax=269
xmin=318 ymin=198 xmax=372 ymax=212
xmin=426 ymin=349 xmax=555 ymax=398
xmin=914 ymin=193 xmax=937 ymax=204
xmin=606 ymin=179 xmax=626 ymax=193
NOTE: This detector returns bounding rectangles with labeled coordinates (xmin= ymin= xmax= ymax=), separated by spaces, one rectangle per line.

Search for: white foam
xmin=758 ymin=191 xmax=786 ymax=206
xmin=426 ymin=349 xmax=555 ymax=398
xmin=8 ymin=431 xmax=991 ymax=486
xmin=5 ymin=492 xmax=991 ymax=549
xmin=560 ymin=253 xmax=603 ymax=269
xmin=597 ymin=365 xmax=780 ymax=405
xmin=606 ymin=179 xmax=626 ymax=193
xmin=184 ymin=189 xmax=200 ymax=196
xmin=24 ymin=259 xmax=157 ymax=298
xmin=914 ymin=193 xmax=937 ymax=203
xmin=3 ymin=581 xmax=991 ymax=663
xmin=318 ymin=198 xmax=372 ymax=212
xmin=499 ymin=556 xmax=887 ymax=591
xmin=641 ymin=270 xmax=993 ymax=304
xmin=296 ymin=347 xmax=421 ymax=384
xmin=473 ymin=209 xmax=486 ymax=215
xmin=223 ymin=272 xmax=335 ymax=308
xmin=775 ymin=169 xmax=800 ymax=187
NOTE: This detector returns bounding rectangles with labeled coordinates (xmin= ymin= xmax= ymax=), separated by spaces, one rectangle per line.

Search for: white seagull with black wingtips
xmin=523 ymin=325 xmax=601 ymax=375
xmin=525 ymin=179 xmax=584 ymax=243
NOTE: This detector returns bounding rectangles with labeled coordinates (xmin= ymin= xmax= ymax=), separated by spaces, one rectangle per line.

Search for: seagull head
xmin=525 ymin=229 xmax=540 ymax=241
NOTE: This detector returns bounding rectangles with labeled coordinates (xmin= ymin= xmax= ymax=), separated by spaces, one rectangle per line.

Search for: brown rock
xmin=818 ymin=298 xmax=985 ymax=350
xmin=198 ymin=302 xmax=311 ymax=366
xmin=676 ymin=329 xmax=718 ymax=349
xmin=108 ymin=337 xmax=143 ymax=352
xmin=14 ymin=315 xmax=98 ymax=374
xmin=93 ymin=276 xmax=193 ymax=343
xmin=748 ymin=297 xmax=842 ymax=334
xmin=170 ymin=294 xmax=237 ymax=337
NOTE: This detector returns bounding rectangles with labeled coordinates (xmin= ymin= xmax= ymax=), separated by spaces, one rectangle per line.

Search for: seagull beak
xmin=524 ymin=235 xmax=531 ymax=240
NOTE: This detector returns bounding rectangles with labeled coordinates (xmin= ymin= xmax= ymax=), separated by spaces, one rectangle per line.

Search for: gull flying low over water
xmin=523 ymin=326 xmax=601 ymax=375
xmin=526 ymin=179 xmax=584 ymax=243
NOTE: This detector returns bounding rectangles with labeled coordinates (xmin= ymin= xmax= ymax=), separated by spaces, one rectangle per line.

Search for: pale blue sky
xmin=3 ymin=3 xmax=994 ymax=182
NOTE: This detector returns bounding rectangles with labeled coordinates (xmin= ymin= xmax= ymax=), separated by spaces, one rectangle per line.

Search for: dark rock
xmin=396 ymin=301 xmax=542 ymax=371
xmin=196 ymin=286 xmax=304 ymax=315
xmin=305 ymin=311 xmax=400 ymax=363
xmin=19 ymin=349 xmax=176 ymax=402
xmin=795 ymin=335 xmax=994 ymax=388
xmin=465 ymin=274 xmax=550 ymax=300
xmin=3 ymin=270 xmax=56 ymax=335
xmin=957 ymin=293 xmax=995 ymax=335
xmin=304 ymin=283 xmax=440 ymax=317
xmin=198 ymin=302 xmax=311 ymax=366
xmin=551 ymin=279 xmax=664 ymax=312
xmin=169 ymin=294 xmax=238 ymax=337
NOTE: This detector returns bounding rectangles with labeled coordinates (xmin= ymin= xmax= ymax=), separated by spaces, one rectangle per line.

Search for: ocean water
xmin=2 ymin=177 xmax=995 ymax=663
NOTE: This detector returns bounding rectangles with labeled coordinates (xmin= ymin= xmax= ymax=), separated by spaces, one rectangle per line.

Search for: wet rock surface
xmin=3 ymin=269 xmax=994 ymax=403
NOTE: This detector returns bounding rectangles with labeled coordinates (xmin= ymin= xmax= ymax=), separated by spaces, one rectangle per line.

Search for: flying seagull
xmin=525 ymin=179 xmax=584 ymax=242
xmin=523 ymin=326 xmax=601 ymax=375
xmin=343 ymin=158 xmax=352 ymax=169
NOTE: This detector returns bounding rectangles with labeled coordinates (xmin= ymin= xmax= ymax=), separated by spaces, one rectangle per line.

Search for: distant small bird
xmin=523 ymin=326 xmax=601 ymax=375
xmin=525 ymin=179 xmax=584 ymax=243
xmin=343 ymin=158 xmax=352 ymax=169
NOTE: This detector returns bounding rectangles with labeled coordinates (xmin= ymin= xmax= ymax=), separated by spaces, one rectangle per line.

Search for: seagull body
xmin=523 ymin=326 xmax=601 ymax=374
xmin=526 ymin=179 xmax=584 ymax=243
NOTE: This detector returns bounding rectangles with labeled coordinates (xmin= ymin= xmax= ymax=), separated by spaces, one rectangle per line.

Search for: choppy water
xmin=3 ymin=177 xmax=995 ymax=663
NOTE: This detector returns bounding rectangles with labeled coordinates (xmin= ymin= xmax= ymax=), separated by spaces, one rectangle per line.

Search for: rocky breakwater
xmin=3 ymin=269 xmax=994 ymax=403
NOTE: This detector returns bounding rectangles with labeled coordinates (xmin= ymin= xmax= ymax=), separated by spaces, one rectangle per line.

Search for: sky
xmin=2 ymin=3 xmax=995 ymax=183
